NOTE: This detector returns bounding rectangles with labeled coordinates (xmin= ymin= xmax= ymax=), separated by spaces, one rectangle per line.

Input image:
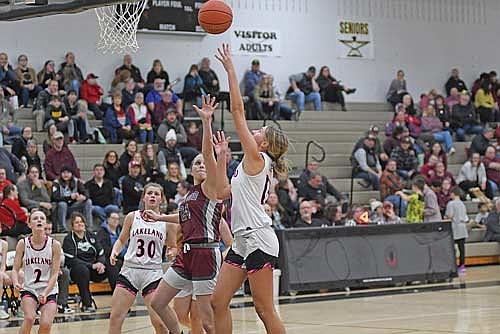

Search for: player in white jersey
xmin=211 ymin=44 xmax=289 ymax=334
xmin=108 ymin=182 xmax=177 ymax=334
xmin=0 ymin=238 xmax=11 ymax=319
xmin=12 ymin=210 xmax=61 ymax=334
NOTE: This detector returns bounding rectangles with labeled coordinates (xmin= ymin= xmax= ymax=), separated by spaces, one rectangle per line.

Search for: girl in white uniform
xmin=108 ymin=182 xmax=177 ymax=334
xmin=211 ymin=44 xmax=288 ymax=334
xmin=12 ymin=210 xmax=61 ymax=334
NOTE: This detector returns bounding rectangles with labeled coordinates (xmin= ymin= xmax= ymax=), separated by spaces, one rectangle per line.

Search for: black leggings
xmin=0 ymin=222 xmax=31 ymax=238
xmin=69 ymin=263 xmax=107 ymax=307
xmin=455 ymin=238 xmax=466 ymax=267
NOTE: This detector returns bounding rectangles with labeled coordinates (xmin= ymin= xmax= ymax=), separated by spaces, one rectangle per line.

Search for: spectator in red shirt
xmin=43 ymin=131 xmax=80 ymax=181
xmin=0 ymin=184 xmax=30 ymax=238
xmin=80 ymin=73 xmax=104 ymax=120
xmin=496 ymin=125 xmax=500 ymax=149
xmin=0 ymin=167 xmax=12 ymax=199
xmin=483 ymin=146 xmax=500 ymax=198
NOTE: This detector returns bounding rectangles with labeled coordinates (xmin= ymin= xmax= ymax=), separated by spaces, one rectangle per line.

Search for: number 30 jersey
xmin=23 ymin=236 xmax=58 ymax=296
xmin=124 ymin=210 xmax=167 ymax=270
xmin=231 ymin=152 xmax=273 ymax=235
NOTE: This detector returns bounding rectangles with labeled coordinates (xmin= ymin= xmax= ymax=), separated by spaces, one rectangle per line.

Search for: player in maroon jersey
xmin=148 ymin=95 xmax=232 ymax=334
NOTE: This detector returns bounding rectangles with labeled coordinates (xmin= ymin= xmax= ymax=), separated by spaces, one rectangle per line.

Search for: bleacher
xmin=3 ymin=100 xmax=499 ymax=294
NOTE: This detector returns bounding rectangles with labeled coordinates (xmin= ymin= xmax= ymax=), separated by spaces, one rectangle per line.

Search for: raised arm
xmin=110 ymin=212 xmax=133 ymax=266
xmin=212 ymin=131 xmax=232 ymax=200
xmin=215 ymin=44 xmax=264 ymax=174
xmin=193 ymin=95 xmax=219 ymax=198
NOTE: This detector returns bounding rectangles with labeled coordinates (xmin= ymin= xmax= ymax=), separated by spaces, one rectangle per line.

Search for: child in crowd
xmin=397 ymin=181 xmax=424 ymax=223
xmin=445 ymin=186 xmax=469 ymax=275
xmin=44 ymin=96 xmax=72 ymax=135
xmin=471 ymin=202 xmax=490 ymax=228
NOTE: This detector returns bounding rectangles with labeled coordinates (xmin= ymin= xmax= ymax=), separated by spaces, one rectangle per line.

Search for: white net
xmin=95 ymin=0 xmax=147 ymax=54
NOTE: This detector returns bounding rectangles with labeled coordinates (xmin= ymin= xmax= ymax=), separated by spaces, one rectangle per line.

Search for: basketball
xmin=198 ymin=0 xmax=233 ymax=35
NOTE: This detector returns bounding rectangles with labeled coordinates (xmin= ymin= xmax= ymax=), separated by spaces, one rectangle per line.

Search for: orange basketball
xmin=198 ymin=0 xmax=233 ymax=34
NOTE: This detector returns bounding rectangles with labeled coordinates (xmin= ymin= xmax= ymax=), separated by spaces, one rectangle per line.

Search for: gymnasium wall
xmin=0 ymin=0 xmax=499 ymax=102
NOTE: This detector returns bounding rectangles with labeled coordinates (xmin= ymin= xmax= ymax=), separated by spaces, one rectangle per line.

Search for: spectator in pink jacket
xmin=421 ymin=105 xmax=455 ymax=154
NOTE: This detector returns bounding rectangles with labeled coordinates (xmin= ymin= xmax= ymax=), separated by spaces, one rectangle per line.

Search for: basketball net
xmin=95 ymin=0 xmax=147 ymax=54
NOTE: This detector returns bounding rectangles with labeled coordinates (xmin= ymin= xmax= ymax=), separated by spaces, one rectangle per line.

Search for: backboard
xmin=0 ymin=0 xmax=130 ymax=21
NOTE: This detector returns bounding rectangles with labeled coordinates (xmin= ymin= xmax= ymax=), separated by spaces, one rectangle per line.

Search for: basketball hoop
xmin=95 ymin=0 xmax=147 ymax=54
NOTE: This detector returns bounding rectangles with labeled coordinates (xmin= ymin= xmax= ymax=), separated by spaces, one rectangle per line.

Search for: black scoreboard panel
xmin=138 ymin=0 xmax=208 ymax=33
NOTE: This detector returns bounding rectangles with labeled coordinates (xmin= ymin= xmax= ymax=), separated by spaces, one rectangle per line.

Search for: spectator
xmin=345 ymin=205 xmax=369 ymax=226
xmin=162 ymin=161 xmax=182 ymax=201
xmin=23 ymin=139 xmax=43 ymax=175
xmin=294 ymin=200 xmax=327 ymax=228
xmin=380 ymin=159 xmax=407 ymax=216
xmin=474 ymin=79 xmax=496 ymax=125
xmin=110 ymin=69 xmax=131 ymax=95
xmin=58 ymin=52 xmax=84 ymax=96
xmin=42 ymin=123 xmax=57 ymax=154
xmin=182 ymin=64 xmax=205 ymax=108
xmin=243 ymin=59 xmax=265 ymax=111
xmin=397 ymin=178 xmax=425 ymax=223
xmin=157 ymin=109 xmax=199 ymax=166
xmin=199 ymin=57 xmax=219 ymax=97
xmin=254 ymin=74 xmax=279 ymax=120
xmin=44 ymin=131 xmax=79 ymax=181
xmin=0 ymin=184 xmax=30 ymax=238
xmin=0 ymin=167 xmax=12 ymax=196
xmin=298 ymin=159 xmax=345 ymax=202
xmin=121 ymin=160 xmax=144 ymax=214
xmin=484 ymin=199 xmax=500 ymax=242
xmin=186 ymin=121 xmax=202 ymax=151
xmin=275 ymin=176 xmax=298 ymax=223
xmin=96 ymin=212 xmax=124 ymax=291
xmin=80 ymin=73 xmax=104 ymax=120
xmin=419 ymin=88 xmax=438 ymax=112
xmin=402 ymin=94 xmax=418 ymax=118
xmin=37 ymin=60 xmax=58 ymax=90
xmin=266 ymin=192 xmax=292 ymax=228
xmin=379 ymin=201 xmax=401 ymax=225
xmin=386 ymin=108 xmax=422 ymax=142
xmin=298 ymin=171 xmax=346 ymax=205
xmin=323 ymin=203 xmax=345 ymax=226
xmin=445 ymin=68 xmax=468 ymax=96
xmin=471 ymin=72 xmax=490 ymax=98
xmin=52 ymin=165 xmax=92 ymax=232
xmin=451 ymin=93 xmax=482 ymax=142
xmin=103 ymin=150 xmax=121 ymax=188
xmin=174 ymin=180 xmax=190 ymax=205
xmin=71 ymin=99 xmax=95 ymax=144
xmin=497 ymin=125 xmax=500 ymax=150
xmin=428 ymin=162 xmax=455 ymax=186
xmin=225 ymin=146 xmax=240 ymax=180
xmin=11 ymin=126 xmax=33 ymax=161
xmin=62 ymin=212 xmax=106 ymax=313
xmin=470 ymin=127 xmax=495 ymax=156
xmin=386 ymin=69 xmax=407 ymax=106
xmin=0 ymin=87 xmax=21 ymax=146
xmin=352 ymin=135 xmax=382 ymax=190
xmin=121 ymin=78 xmax=137 ymax=111
xmin=445 ymin=186 xmax=469 ymax=275
xmin=456 ymin=152 xmax=488 ymax=197
xmin=119 ymin=139 xmax=137 ymax=176
xmin=42 ymin=222 xmax=74 ymax=314
xmin=128 ymin=92 xmax=153 ymax=144
xmin=17 ymin=165 xmax=52 ymax=216
xmin=434 ymin=178 xmax=452 ymax=215
xmin=445 ymin=87 xmax=460 ymax=110
xmin=355 ymin=125 xmax=389 ymax=165
xmin=473 ymin=202 xmax=490 ymax=228
xmin=316 ymin=66 xmax=355 ymax=112
xmin=420 ymin=142 xmax=448 ymax=180
xmin=421 ymin=105 xmax=455 ymax=153
xmin=34 ymin=79 xmax=64 ymax=132
xmin=104 ymin=91 xmax=134 ymax=144
xmin=383 ymin=125 xmax=409 ymax=157
xmin=483 ymin=146 xmax=500 ymax=198
xmin=85 ymin=163 xmax=120 ymax=225
xmin=151 ymin=89 xmax=181 ymax=128
xmin=287 ymin=66 xmax=322 ymax=115
xmin=0 ymin=52 xmax=20 ymax=101
xmin=0 ymin=146 xmax=24 ymax=183
xmin=141 ymin=143 xmax=163 ymax=184
xmin=369 ymin=200 xmax=384 ymax=224
xmin=116 ymin=54 xmax=144 ymax=89
xmin=15 ymin=54 xmax=41 ymax=107
xmin=146 ymin=59 xmax=170 ymax=87
xmin=44 ymin=96 xmax=73 ymax=138
xmin=390 ymin=136 xmax=418 ymax=180
xmin=434 ymin=95 xmax=451 ymax=130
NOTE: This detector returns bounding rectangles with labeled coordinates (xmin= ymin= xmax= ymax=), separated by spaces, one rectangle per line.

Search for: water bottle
xmin=465 ymin=194 xmax=471 ymax=201
xmin=1 ymin=299 xmax=8 ymax=313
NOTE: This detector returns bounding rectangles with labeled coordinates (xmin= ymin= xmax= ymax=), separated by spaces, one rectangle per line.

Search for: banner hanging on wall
xmin=231 ymin=28 xmax=281 ymax=57
xmin=337 ymin=20 xmax=374 ymax=59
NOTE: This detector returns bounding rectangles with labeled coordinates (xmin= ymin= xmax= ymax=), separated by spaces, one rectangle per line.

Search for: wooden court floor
xmin=2 ymin=265 xmax=500 ymax=333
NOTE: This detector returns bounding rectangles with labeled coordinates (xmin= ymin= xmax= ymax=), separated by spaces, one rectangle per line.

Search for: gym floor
xmin=2 ymin=265 xmax=500 ymax=333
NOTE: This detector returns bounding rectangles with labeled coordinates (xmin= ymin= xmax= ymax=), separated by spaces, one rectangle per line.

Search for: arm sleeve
xmin=354 ymin=148 xmax=369 ymax=171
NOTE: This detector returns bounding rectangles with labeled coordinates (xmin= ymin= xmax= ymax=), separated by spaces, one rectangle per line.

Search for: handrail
xmin=304 ymin=140 xmax=326 ymax=168
xmin=262 ymin=118 xmax=282 ymax=130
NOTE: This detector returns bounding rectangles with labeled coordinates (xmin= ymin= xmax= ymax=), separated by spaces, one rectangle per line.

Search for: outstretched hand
xmin=212 ymin=130 xmax=230 ymax=156
xmin=193 ymin=95 xmax=219 ymax=121
xmin=215 ymin=44 xmax=234 ymax=72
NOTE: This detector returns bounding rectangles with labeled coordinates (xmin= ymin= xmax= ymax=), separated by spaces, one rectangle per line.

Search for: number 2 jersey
xmin=23 ymin=235 xmax=58 ymax=296
xmin=231 ymin=152 xmax=273 ymax=235
xmin=123 ymin=210 xmax=167 ymax=270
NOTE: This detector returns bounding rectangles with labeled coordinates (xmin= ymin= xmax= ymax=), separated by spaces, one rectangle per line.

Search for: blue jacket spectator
xmin=183 ymin=64 xmax=205 ymax=107
xmin=243 ymin=59 xmax=265 ymax=97
xmin=104 ymin=92 xmax=134 ymax=144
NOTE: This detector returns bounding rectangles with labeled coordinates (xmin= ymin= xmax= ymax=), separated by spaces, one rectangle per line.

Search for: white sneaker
xmin=0 ymin=308 xmax=10 ymax=320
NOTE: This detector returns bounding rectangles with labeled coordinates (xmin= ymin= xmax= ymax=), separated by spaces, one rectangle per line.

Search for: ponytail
xmin=265 ymin=126 xmax=289 ymax=179
xmin=272 ymin=156 xmax=289 ymax=179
